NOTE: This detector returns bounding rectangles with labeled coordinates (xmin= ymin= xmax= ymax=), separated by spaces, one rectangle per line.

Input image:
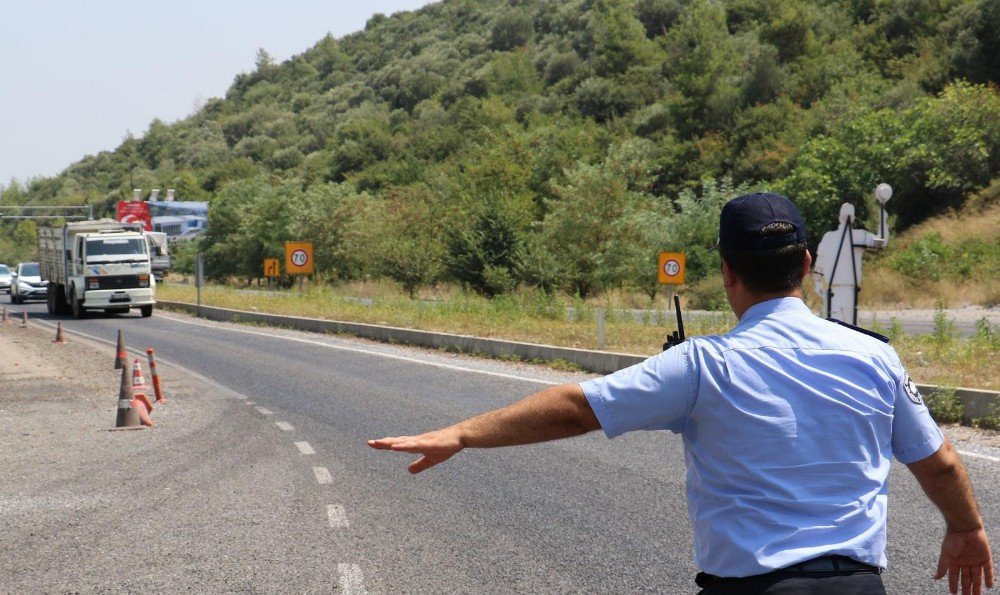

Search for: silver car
xmin=10 ymin=262 xmax=48 ymax=303
xmin=0 ymin=264 xmax=11 ymax=294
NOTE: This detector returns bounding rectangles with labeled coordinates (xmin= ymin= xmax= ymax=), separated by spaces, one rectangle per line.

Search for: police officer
xmin=369 ymin=193 xmax=993 ymax=594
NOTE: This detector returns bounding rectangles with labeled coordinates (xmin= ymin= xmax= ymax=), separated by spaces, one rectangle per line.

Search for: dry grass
xmin=858 ymin=268 xmax=1000 ymax=309
xmin=857 ymin=201 xmax=1000 ymax=308
xmin=891 ymin=201 xmax=1000 ymax=248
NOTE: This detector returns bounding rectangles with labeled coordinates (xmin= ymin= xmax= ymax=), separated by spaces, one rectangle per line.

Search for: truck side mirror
xmin=155 ymin=246 xmax=163 ymax=256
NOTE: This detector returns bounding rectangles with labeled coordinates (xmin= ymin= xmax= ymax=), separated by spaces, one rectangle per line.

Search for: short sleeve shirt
xmin=580 ymin=297 xmax=943 ymax=577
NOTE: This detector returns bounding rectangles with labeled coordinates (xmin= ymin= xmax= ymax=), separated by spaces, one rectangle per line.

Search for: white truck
xmin=39 ymin=219 xmax=157 ymax=318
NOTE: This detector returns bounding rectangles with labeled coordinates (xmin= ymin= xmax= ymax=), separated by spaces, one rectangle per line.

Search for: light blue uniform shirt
xmin=581 ymin=297 xmax=943 ymax=578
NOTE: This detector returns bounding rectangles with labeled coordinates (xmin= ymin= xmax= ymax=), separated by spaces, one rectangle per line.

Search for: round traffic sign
xmin=663 ymin=259 xmax=680 ymax=277
xmin=290 ymin=249 xmax=309 ymax=267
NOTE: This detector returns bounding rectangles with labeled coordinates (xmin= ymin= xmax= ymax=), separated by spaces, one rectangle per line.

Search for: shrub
xmin=924 ymin=386 xmax=964 ymax=425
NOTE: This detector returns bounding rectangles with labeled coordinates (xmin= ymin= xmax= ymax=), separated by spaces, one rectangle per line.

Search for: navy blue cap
xmin=716 ymin=192 xmax=807 ymax=252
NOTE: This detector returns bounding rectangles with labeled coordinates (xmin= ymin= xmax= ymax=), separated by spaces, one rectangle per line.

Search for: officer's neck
xmin=722 ymin=252 xmax=811 ymax=320
xmin=728 ymin=287 xmax=803 ymax=320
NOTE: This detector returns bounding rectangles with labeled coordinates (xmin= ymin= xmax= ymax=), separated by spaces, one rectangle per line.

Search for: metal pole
xmin=827 ymin=217 xmax=852 ymax=319
xmin=195 ymin=253 xmax=203 ymax=313
xmin=596 ymin=307 xmax=606 ymax=350
xmin=847 ymin=216 xmax=861 ymax=326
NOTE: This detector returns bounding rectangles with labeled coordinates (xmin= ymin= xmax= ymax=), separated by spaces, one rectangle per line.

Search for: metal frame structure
xmin=0 ymin=205 xmax=93 ymax=221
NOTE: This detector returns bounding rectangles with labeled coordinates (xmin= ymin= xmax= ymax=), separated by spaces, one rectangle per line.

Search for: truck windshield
xmin=86 ymin=238 xmax=148 ymax=263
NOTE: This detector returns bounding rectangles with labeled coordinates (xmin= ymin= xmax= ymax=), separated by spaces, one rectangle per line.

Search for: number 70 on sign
xmin=657 ymin=252 xmax=685 ymax=285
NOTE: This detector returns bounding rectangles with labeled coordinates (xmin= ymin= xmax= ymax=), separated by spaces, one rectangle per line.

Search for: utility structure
xmin=812 ymin=183 xmax=893 ymax=325
xmin=0 ymin=205 xmax=93 ymax=221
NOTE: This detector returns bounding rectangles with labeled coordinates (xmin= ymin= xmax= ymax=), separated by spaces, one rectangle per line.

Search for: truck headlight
xmin=86 ymin=277 xmax=100 ymax=290
xmin=138 ymin=274 xmax=150 ymax=288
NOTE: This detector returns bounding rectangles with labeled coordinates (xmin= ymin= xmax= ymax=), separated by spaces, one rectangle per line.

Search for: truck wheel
xmin=140 ymin=305 xmax=153 ymax=318
xmin=46 ymin=286 xmax=56 ymax=315
xmin=71 ymin=290 xmax=85 ymax=319
xmin=54 ymin=284 xmax=70 ymax=315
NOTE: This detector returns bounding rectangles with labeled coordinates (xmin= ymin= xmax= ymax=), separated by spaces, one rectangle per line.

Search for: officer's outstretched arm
xmin=906 ymin=437 xmax=994 ymax=595
xmin=368 ymin=383 xmax=600 ymax=474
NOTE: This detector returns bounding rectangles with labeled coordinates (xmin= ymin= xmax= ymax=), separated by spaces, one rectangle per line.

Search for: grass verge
xmin=158 ymin=282 xmax=997 ymax=391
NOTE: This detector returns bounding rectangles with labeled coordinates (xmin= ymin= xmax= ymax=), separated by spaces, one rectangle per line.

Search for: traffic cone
xmin=131 ymin=357 xmax=154 ymax=413
xmin=114 ymin=329 xmax=126 ymax=369
xmin=114 ymin=362 xmax=141 ymax=428
xmin=146 ymin=348 xmax=166 ymax=403
xmin=53 ymin=322 xmax=67 ymax=344
xmin=20 ymin=311 xmax=28 ymax=328
xmin=130 ymin=397 xmax=154 ymax=427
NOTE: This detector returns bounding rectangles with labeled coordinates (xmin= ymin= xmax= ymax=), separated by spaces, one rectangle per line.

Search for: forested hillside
xmin=2 ymin=0 xmax=998 ymax=298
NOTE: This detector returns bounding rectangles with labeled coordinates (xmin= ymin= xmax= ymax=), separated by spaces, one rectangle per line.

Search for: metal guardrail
xmin=157 ymin=300 xmax=998 ymax=424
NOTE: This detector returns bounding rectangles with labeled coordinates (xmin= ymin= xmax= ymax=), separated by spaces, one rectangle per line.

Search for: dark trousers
xmin=696 ymin=557 xmax=886 ymax=595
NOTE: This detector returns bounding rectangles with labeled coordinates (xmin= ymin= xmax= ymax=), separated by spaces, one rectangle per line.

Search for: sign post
xmin=194 ymin=253 xmax=204 ymax=312
xmin=657 ymin=251 xmax=686 ymax=314
xmin=263 ymin=258 xmax=280 ymax=290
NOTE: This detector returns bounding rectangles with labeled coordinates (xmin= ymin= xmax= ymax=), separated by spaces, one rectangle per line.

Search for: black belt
xmin=786 ymin=555 xmax=880 ymax=573
xmin=697 ymin=555 xmax=881 ymax=588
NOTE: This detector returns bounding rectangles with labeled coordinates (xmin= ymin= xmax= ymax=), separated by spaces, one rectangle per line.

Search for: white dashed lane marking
xmin=337 ymin=564 xmax=366 ymax=594
xmin=295 ymin=441 xmax=315 ymax=455
xmin=275 ymin=421 xmax=294 ymax=431
xmin=256 ymin=406 xmax=273 ymax=415
xmin=959 ymin=450 xmax=1000 ymax=463
xmin=327 ymin=505 xmax=350 ymax=528
xmin=313 ymin=467 xmax=333 ymax=484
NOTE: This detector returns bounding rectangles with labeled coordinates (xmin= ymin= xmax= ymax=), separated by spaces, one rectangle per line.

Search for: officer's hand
xmin=934 ymin=526 xmax=994 ymax=595
xmin=368 ymin=428 xmax=464 ymax=474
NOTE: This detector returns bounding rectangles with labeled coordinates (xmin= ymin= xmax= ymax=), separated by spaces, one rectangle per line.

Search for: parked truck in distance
xmin=39 ymin=219 xmax=157 ymax=318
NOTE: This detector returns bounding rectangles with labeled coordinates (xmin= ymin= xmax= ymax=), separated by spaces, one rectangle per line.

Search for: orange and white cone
xmin=53 ymin=322 xmax=67 ymax=344
xmin=131 ymin=357 xmax=154 ymax=414
xmin=114 ymin=362 xmax=141 ymax=428
xmin=146 ymin=348 xmax=166 ymax=403
xmin=130 ymin=397 xmax=154 ymax=427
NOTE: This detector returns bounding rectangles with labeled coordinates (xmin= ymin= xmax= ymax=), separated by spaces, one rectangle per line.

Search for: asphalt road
xmin=6 ymin=300 xmax=999 ymax=593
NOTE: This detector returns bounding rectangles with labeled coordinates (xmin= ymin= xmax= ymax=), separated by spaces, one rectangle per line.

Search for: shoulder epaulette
xmin=826 ymin=318 xmax=890 ymax=343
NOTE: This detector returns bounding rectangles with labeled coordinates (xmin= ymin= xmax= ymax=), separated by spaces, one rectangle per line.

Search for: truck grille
xmin=93 ymin=275 xmax=145 ymax=290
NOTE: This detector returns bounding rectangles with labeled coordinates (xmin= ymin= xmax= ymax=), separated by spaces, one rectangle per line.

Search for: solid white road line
xmin=337 ymin=563 xmax=366 ymax=594
xmin=959 ymin=449 xmax=1000 ymax=462
xmin=327 ymin=504 xmax=350 ymax=528
xmin=256 ymin=406 xmax=273 ymax=415
xmin=275 ymin=421 xmax=294 ymax=431
xmin=246 ymin=401 xmax=255 ymax=405
xmin=313 ymin=466 xmax=333 ymax=484
xmin=295 ymin=441 xmax=315 ymax=455
xmin=157 ymin=312 xmax=560 ymax=386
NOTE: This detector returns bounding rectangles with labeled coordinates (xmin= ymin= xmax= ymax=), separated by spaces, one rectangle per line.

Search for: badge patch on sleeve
xmin=903 ymin=374 xmax=923 ymax=405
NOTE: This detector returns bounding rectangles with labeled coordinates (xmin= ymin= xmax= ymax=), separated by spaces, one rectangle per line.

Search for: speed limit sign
xmin=657 ymin=252 xmax=686 ymax=285
xmin=285 ymin=242 xmax=314 ymax=274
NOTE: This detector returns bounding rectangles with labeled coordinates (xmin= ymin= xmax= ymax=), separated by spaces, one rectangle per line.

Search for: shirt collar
xmin=737 ymin=297 xmax=811 ymax=326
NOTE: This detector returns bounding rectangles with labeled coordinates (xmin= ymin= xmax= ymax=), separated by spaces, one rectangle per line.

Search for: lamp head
xmin=875 ymin=183 xmax=893 ymax=204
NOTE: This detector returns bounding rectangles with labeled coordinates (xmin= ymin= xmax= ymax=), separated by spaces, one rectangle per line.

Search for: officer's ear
xmin=721 ymin=257 xmax=738 ymax=289
xmin=803 ymin=250 xmax=813 ymax=279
